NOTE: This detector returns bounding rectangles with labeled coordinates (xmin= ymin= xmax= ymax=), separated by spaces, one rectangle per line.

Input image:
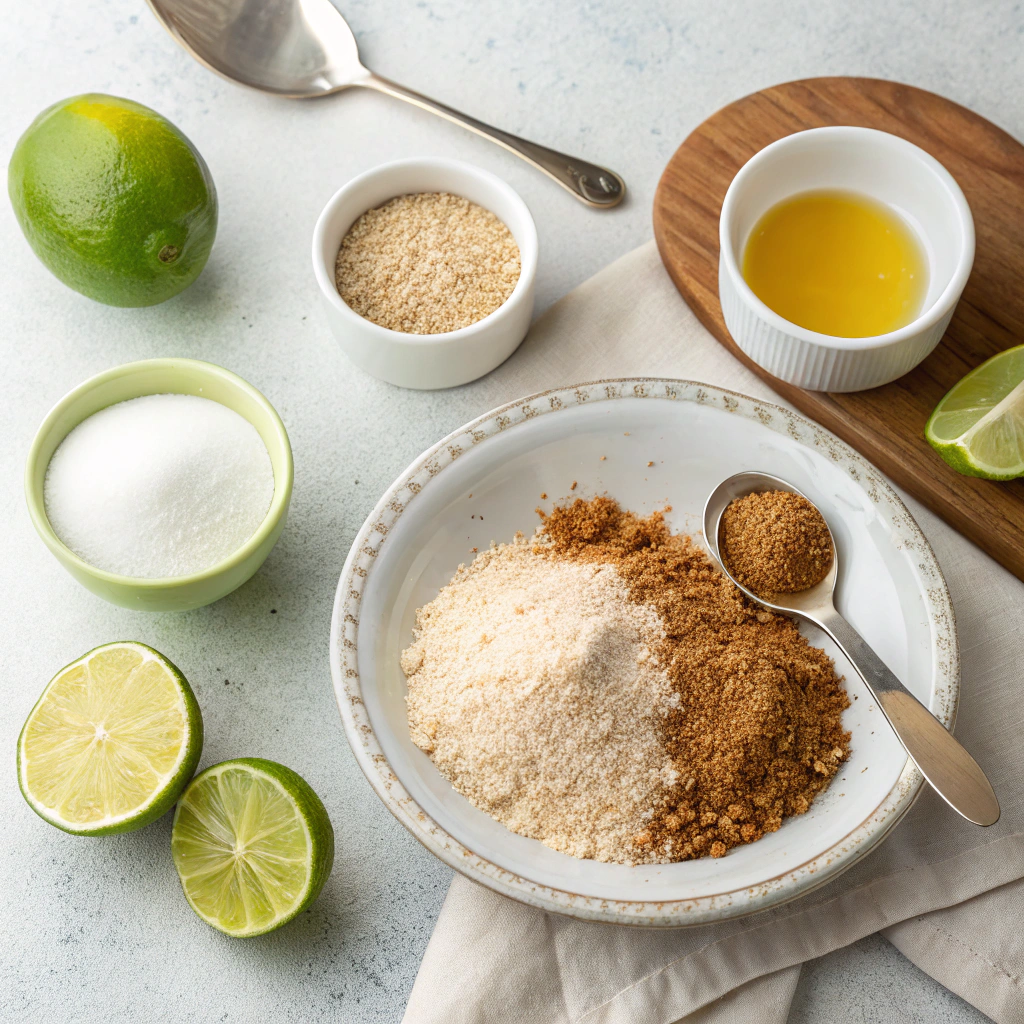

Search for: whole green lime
xmin=8 ymin=94 xmax=217 ymax=307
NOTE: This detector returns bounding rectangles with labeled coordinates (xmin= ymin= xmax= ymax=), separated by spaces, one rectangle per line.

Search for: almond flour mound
xmin=401 ymin=536 xmax=679 ymax=864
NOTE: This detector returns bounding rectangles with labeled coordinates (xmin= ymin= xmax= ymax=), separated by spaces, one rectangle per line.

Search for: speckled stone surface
xmin=1 ymin=1 xmax=1018 ymax=1021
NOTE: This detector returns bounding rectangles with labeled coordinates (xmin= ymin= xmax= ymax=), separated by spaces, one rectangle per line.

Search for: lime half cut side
xmin=926 ymin=345 xmax=1024 ymax=480
xmin=17 ymin=641 xmax=203 ymax=835
xmin=171 ymin=758 xmax=334 ymax=937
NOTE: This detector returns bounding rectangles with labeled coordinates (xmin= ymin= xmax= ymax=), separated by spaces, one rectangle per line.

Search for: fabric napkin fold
xmin=401 ymin=241 xmax=1023 ymax=1024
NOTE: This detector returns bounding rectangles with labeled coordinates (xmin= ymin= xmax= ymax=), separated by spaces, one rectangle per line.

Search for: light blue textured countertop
xmin=2 ymin=1 xmax=1019 ymax=1020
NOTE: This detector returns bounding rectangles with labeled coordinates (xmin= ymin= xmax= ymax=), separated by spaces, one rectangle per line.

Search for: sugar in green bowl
xmin=25 ymin=358 xmax=293 ymax=612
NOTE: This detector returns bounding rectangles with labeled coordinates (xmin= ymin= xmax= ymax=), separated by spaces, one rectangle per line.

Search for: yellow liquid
xmin=741 ymin=190 xmax=928 ymax=338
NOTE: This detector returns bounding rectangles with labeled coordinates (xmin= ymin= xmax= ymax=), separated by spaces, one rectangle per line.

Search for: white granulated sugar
xmin=44 ymin=394 xmax=275 ymax=579
xmin=402 ymin=537 xmax=679 ymax=865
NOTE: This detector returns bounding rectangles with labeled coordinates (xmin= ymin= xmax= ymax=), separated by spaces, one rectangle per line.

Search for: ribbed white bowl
xmin=719 ymin=127 xmax=974 ymax=393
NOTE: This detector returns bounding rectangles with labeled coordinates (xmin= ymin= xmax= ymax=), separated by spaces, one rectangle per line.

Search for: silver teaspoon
xmin=144 ymin=0 xmax=626 ymax=208
xmin=704 ymin=471 xmax=999 ymax=827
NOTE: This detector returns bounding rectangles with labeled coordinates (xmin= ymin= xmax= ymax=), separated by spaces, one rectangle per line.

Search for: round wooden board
xmin=653 ymin=76 xmax=1024 ymax=582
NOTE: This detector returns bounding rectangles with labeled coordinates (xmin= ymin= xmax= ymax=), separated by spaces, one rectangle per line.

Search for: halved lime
xmin=171 ymin=758 xmax=334 ymax=937
xmin=926 ymin=345 xmax=1024 ymax=480
xmin=17 ymin=641 xmax=203 ymax=835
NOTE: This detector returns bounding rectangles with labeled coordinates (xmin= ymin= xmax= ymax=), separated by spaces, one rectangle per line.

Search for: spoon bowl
xmin=145 ymin=0 xmax=626 ymax=206
xmin=704 ymin=471 xmax=999 ymax=827
xmin=702 ymin=470 xmax=839 ymax=618
xmin=145 ymin=0 xmax=364 ymax=97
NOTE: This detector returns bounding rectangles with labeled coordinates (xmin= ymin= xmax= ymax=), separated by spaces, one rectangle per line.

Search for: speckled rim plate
xmin=329 ymin=379 xmax=958 ymax=926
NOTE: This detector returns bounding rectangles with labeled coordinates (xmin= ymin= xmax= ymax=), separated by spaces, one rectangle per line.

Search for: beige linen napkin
xmin=401 ymin=241 xmax=1023 ymax=1024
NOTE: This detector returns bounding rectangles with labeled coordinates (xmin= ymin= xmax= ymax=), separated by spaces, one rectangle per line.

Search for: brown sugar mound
xmin=540 ymin=497 xmax=850 ymax=861
xmin=719 ymin=490 xmax=834 ymax=595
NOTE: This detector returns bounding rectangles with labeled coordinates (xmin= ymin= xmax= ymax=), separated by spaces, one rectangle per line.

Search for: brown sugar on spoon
xmin=719 ymin=490 xmax=834 ymax=596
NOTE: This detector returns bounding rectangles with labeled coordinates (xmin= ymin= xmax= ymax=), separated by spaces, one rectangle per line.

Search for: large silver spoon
xmin=704 ymin=471 xmax=999 ymax=827
xmin=145 ymin=0 xmax=625 ymax=208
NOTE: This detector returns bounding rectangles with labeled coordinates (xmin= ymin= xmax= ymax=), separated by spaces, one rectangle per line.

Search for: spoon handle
xmin=818 ymin=610 xmax=999 ymax=826
xmin=358 ymin=73 xmax=625 ymax=208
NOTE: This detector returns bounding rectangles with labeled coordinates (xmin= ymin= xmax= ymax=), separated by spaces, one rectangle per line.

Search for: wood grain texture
xmin=653 ymin=77 xmax=1024 ymax=581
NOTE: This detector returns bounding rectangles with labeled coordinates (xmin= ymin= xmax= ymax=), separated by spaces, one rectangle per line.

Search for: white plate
xmin=330 ymin=379 xmax=958 ymax=926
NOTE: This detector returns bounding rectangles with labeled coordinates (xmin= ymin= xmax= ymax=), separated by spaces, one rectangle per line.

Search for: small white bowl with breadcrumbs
xmin=312 ymin=158 xmax=538 ymax=390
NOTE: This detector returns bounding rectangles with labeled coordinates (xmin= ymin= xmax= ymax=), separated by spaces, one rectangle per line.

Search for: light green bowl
xmin=25 ymin=358 xmax=293 ymax=612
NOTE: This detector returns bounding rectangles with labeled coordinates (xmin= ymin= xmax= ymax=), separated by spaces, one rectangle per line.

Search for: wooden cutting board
xmin=653 ymin=77 xmax=1024 ymax=581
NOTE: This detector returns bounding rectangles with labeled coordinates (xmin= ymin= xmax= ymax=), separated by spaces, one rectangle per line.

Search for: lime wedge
xmin=17 ymin=642 xmax=203 ymax=835
xmin=926 ymin=345 xmax=1024 ymax=479
xmin=171 ymin=758 xmax=334 ymax=937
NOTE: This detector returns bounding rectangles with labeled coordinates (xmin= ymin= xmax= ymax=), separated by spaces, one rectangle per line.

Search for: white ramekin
xmin=312 ymin=158 xmax=538 ymax=390
xmin=718 ymin=127 xmax=975 ymax=392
